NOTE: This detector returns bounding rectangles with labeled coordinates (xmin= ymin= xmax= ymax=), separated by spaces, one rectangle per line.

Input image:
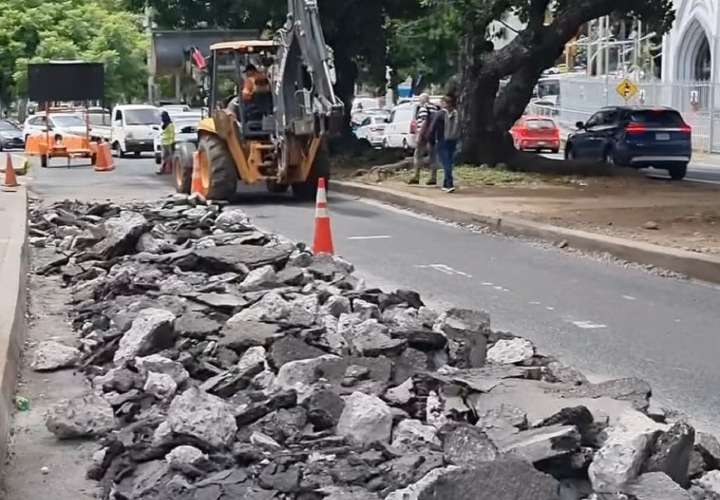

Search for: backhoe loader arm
xmin=274 ymin=0 xmax=345 ymax=139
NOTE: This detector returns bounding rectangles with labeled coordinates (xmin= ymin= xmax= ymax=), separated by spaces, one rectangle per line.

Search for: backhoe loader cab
xmin=174 ymin=1 xmax=344 ymax=201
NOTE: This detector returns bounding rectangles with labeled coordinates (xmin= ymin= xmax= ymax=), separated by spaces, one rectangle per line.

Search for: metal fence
xmin=527 ymin=76 xmax=720 ymax=153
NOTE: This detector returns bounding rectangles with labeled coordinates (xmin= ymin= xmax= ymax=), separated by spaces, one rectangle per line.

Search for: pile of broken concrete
xmin=27 ymin=195 xmax=720 ymax=500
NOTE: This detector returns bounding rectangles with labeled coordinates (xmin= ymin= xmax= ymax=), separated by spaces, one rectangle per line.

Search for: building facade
xmin=662 ymin=0 xmax=717 ymax=82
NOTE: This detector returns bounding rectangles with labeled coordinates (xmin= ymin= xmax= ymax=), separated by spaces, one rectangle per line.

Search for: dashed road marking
xmin=571 ymin=321 xmax=608 ymax=329
xmin=347 ymin=235 xmax=392 ymax=240
xmin=529 ymin=301 xmax=542 ymax=305
xmin=415 ymin=264 xmax=473 ymax=278
xmin=546 ymin=306 xmax=555 ymax=311
xmin=622 ymin=295 xmax=637 ymax=301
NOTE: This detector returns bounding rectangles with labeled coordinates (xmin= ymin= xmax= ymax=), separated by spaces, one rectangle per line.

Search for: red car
xmin=510 ymin=116 xmax=561 ymax=153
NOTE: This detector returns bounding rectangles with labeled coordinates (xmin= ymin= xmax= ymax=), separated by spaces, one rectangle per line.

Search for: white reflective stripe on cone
xmin=316 ymin=188 xmax=328 ymax=204
xmin=315 ymin=207 xmax=329 ymax=218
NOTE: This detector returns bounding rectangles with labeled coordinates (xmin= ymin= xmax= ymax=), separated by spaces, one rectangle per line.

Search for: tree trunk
xmin=333 ymin=49 xmax=359 ymax=138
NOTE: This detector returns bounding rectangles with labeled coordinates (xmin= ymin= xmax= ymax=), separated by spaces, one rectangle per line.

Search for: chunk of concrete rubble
xmin=385 ymin=378 xmax=414 ymax=406
xmin=144 ymin=372 xmax=178 ymax=400
xmin=643 ymin=421 xmax=694 ymax=487
xmin=46 ymin=393 xmax=115 ymax=439
xmin=696 ymin=432 xmax=720 ymax=469
xmin=545 ymin=361 xmax=589 ymax=385
xmin=239 ymin=265 xmax=280 ymax=291
xmin=474 ymin=403 xmax=527 ymax=442
xmin=434 ymin=308 xmax=490 ymax=368
xmin=414 ymin=460 xmax=561 ymax=500
xmin=496 ymin=424 xmax=581 ymax=463
xmin=557 ymin=377 xmax=652 ymax=412
xmin=269 ymin=335 xmax=326 ymax=368
xmin=219 ymin=319 xmax=282 ymax=352
xmin=166 ymin=387 xmax=237 ymax=449
xmin=440 ymin=423 xmax=498 ymax=465
xmin=135 ymin=354 xmax=189 ymax=385
xmin=31 ymin=340 xmax=81 ymax=371
xmin=392 ymin=419 xmax=440 ymax=452
xmin=173 ymin=312 xmax=222 ymax=339
xmin=229 ymin=292 xmax=291 ymax=323
xmin=352 ymin=298 xmax=380 ymax=320
xmin=487 ymin=338 xmax=535 ymax=365
xmin=303 ymin=387 xmax=345 ymax=430
xmin=322 ymin=295 xmax=352 ymax=318
xmin=214 ymin=208 xmax=251 ymax=232
xmin=91 ymin=211 xmax=148 ymax=259
xmin=189 ymin=243 xmax=293 ymax=273
xmin=625 ymin=472 xmax=692 ymax=500
xmin=386 ymin=466 xmax=459 ymax=500
xmin=250 ymin=431 xmax=282 ymax=451
xmin=192 ymin=292 xmax=248 ymax=311
xmin=113 ymin=308 xmax=176 ymax=363
xmin=166 ymin=445 xmax=207 ymax=471
xmin=694 ymin=470 xmax=720 ymax=495
xmin=346 ymin=319 xmax=407 ymax=357
xmin=322 ymin=487 xmax=381 ymax=500
xmin=589 ymin=409 xmax=666 ymax=493
xmin=272 ymin=355 xmax=341 ymax=403
xmin=336 ymin=392 xmax=393 ymax=446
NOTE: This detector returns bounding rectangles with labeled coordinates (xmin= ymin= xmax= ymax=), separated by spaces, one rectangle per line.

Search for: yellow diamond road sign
xmin=617 ymin=79 xmax=638 ymax=101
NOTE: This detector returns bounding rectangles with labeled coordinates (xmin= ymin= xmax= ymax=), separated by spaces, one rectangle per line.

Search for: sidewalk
xmin=0 ymin=187 xmax=28 ymax=473
xmin=333 ymin=175 xmax=720 ymax=283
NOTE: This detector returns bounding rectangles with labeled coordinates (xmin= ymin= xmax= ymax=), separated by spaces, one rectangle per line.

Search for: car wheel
xmin=604 ymin=149 xmax=615 ymax=166
xmin=668 ymin=163 xmax=688 ymax=181
xmin=402 ymin=138 xmax=409 ymax=152
xmin=382 ymin=138 xmax=389 ymax=149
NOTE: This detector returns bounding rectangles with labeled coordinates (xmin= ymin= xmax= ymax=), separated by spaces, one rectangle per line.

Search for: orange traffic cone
xmin=3 ymin=153 xmax=19 ymax=189
xmin=312 ymin=178 xmax=334 ymax=255
xmin=94 ymin=143 xmax=115 ymax=172
xmin=190 ymin=152 xmax=205 ymax=198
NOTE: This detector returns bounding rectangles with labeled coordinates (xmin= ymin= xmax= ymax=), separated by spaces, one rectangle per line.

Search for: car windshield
xmin=526 ymin=119 xmax=555 ymax=129
xmin=52 ymin=115 xmax=85 ymax=127
xmin=0 ymin=120 xmax=18 ymax=131
xmin=628 ymin=110 xmax=684 ymax=126
xmin=125 ymin=108 xmax=161 ymax=126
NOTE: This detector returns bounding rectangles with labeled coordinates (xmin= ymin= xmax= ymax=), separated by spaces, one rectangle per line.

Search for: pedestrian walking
xmin=158 ymin=111 xmax=175 ymax=175
xmin=408 ymin=94 xmax=438 ymax=185
xmin=429 ymin=95 xmax=460 ymax=192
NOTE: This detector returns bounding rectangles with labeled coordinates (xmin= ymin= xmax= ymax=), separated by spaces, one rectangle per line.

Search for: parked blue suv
xmin=566 ymin=106 xmax=692 ymax=180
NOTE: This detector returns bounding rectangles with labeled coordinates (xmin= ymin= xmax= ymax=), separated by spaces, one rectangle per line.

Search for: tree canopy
xmin=0 ymin=0 xmax=148 ymax=106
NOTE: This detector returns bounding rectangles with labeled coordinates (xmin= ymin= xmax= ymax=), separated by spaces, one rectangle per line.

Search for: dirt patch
xmin=346 ymin=165 xmax=720 ymax=256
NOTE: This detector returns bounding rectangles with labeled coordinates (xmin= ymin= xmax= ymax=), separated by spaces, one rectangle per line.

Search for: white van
xmin=92 ymin=105 xmax=162 ymax=157
xmin=382 ymin=102 xmax=418 ymax=151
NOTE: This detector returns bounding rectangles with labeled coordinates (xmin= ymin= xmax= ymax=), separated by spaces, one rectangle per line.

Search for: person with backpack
xmin=429 ymin=94 xmax=460 ymax=192
xmin=408 ymin=94 xmax=439 ymax=185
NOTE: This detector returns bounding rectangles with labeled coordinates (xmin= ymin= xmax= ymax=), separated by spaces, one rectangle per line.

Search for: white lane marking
xmin=529 ymin=301 xmax=542 ymax=305
xmin=622 ymin=295 xmax=637 ymax=301
xmin=571 ymin=320 xmax=608 ymax=329
xmin=546 ymin=306 xmax=555 ymax=311
xmin=347 ymin=235 xmax=392 ymax=240
xmin=482 ymin=282 xmax=494 ymax=286
xmin=414 ymin=264 xmax=473 ymax=278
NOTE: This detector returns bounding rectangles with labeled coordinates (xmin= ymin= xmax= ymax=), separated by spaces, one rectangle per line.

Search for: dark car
xmin=566 ymin=106 xmax=692 ymax=180
xmin=0 ymin=119 xmax=25 ymax=151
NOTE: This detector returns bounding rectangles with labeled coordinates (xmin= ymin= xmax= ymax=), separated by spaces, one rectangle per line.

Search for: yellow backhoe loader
xmin=173 ymin=0 xmax=344 ymax=200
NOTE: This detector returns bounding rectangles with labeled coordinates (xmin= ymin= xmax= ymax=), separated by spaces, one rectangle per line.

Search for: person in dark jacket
xmin=428 ymin=95 xmax=460 ymax=192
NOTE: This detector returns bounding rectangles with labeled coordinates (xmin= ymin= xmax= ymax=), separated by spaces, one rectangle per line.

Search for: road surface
xmin=544 ymin=151 xmax=720 ymax=184
xmin=27 ymin=154 xmax=720 ymax=433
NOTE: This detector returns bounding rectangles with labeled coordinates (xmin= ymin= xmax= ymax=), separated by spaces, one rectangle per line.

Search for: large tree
xmin=422 ymin=0 xmax=675 ymax=164
xmin=0 ymin=0 xmax=148 ymax=106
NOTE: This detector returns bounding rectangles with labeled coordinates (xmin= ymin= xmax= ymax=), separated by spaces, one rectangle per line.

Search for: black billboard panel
xmin=28 ymin=62 xmax=104 ymax=102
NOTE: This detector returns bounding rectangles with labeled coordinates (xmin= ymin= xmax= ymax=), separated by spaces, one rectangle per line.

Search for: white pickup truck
xmin=89 ymin=105 xmax=161 ymax=157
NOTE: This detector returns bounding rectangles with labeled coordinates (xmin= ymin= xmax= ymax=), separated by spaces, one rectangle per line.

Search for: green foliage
xmin=0 ymin=0 xmax=148 ymax=105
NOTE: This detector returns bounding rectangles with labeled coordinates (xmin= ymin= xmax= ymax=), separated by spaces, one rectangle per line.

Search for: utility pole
xmin=145 ymin=2 xmax=154 ymax=104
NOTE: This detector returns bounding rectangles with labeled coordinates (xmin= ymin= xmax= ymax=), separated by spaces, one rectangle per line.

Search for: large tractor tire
xmin=292 ymin=145 xmax=330 ymax=201
xmin=197 ymin=134 xmax=237 ymax=201
xmin=173 ymin=142 xmax=197 ymax=194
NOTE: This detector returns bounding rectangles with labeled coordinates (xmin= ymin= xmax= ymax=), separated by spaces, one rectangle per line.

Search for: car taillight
xmin=680 ymin=124 xmax=692 ymax=134
xmin=410 ymin=119 xmax=417 ymax=134
xmin=625 ymin=123 xmax=646 ymax=134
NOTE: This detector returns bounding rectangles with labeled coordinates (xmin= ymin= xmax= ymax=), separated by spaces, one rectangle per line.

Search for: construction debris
xmin=26 ymin=195 xmax=717 ymax=499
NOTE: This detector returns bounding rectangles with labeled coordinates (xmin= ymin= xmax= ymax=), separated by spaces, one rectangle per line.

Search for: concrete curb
xmin=0 ymin=187 xmax=28 ymax=468
xmin=333 ymin=180 xmax=720 ymax=284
